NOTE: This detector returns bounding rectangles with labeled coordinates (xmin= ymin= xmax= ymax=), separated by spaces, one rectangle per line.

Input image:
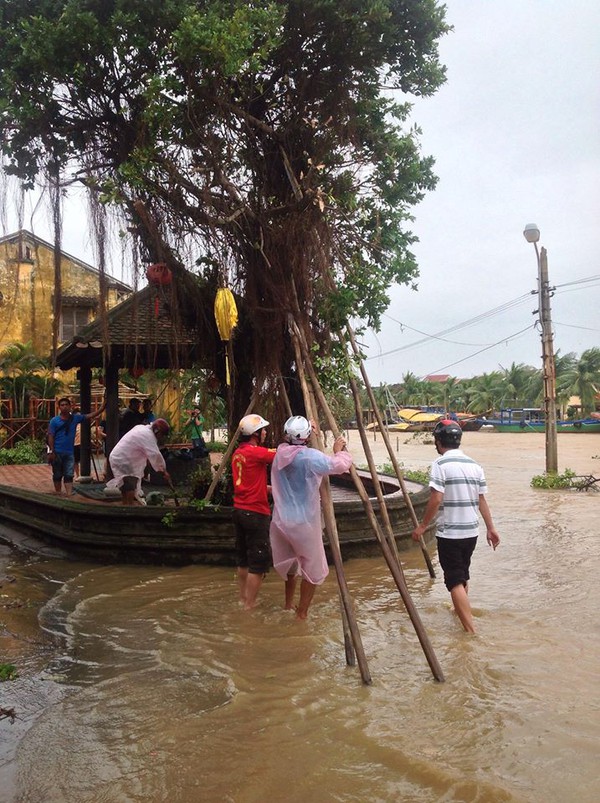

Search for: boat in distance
xmin=484 ymin=408 xmax=600 ymax=433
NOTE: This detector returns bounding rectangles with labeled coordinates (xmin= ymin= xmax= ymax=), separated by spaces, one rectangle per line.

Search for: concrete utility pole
xmin=524 ymin=224 xmax=558 ymax=474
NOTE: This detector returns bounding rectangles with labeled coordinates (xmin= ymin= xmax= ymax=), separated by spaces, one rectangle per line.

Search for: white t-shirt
xmin=429 ymin=448 xmax=487 ymax=540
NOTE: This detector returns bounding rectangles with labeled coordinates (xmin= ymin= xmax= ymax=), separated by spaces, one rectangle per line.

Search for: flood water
xmin=1 ymin=432 xmax=598 ymax=802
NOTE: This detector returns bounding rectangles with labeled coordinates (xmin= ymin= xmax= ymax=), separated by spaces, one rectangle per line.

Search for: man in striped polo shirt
xmin=412 ymin=420 xmax=500 ymax=633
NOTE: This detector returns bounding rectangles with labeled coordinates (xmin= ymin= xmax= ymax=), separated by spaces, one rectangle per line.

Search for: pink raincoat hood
xmin=274 ymin=442 xmax=305 ymax=469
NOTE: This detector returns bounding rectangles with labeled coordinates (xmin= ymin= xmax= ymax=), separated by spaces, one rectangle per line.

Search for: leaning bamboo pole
xmin=343 ymin=324 xmax=436 ymax=578
xmin=289 ymin=325 xmax=371 ymax=684
xmin=345 ymin=368 xmax=403 ymax=567
xmin=277 ymin=371 xmax=356 ymax=669
xmin=290 ymin=317 xmax=444 ymax=682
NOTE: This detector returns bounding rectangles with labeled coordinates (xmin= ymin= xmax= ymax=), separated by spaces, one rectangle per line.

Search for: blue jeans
xmin=51 ymin=452 xmax=75 ymax=483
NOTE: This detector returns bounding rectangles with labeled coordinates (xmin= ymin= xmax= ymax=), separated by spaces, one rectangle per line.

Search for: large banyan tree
xmin=0 ymin=0 xmax=449 ymax=428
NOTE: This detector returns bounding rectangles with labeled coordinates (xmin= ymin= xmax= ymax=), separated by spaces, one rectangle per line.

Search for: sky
xmin=3 ymin=1 xmax=599 ymax=385
xmin=362 ymin=0 xmax=600 ymax=384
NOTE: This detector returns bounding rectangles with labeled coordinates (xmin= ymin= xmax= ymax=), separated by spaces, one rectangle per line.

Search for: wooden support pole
xmin=292 ymin=319 xmax=444 ymax=682
xmin=277 ymin=372 xmax=355 ymax=667
xmin=344 ymin=325 xmax=436 ymax=578
xmin=289 ymin=326 xmax=370 ymax=683
xmin=346 ymin=370 xmax=403 ymax=567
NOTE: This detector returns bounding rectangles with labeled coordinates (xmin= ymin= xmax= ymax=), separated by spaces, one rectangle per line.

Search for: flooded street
xmin=1 ymin=431 xmax=599 ymax=802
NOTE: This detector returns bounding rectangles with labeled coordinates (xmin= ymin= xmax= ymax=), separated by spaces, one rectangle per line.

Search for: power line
xmin=554 ymin=320 xmax=600 ymax=334
xmin=370 ymin=292 xmax=532 ymax=359
xmin=554 ymin=274 xmax=600 ymax=289
xmin=421 ymin=325 xmax=534 ymax=378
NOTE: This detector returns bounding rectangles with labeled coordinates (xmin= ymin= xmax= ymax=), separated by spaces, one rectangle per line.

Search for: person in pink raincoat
xmin=269 ymin=415 xmax=353 ymax=619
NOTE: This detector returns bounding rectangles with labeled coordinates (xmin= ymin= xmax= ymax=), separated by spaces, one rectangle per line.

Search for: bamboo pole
xmin=276 ymin=372 xmax=356 ymax=667
xmin=291 ymin=318 xmax=444 ymax=682
xmin=346 ymin=370 xmax=403 ymax=567
xmin=289 ymin=326 xmax=370 ymax=683
xmin=344 ymin=324 xmax=436 ymax=578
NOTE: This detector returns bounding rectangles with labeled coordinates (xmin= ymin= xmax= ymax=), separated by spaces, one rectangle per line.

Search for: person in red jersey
xmin=231 ymin=414 xmax=276 ymax=610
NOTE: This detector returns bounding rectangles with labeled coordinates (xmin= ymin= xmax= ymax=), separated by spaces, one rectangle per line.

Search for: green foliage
xmin=0 ymin=663 xmax=18 ymax=681
xmin=0 ymin=0 xmax=450 ymax=380
xmin=530 ymin=469 xmax=577 ymax=489
xmin=0 ymin=342 xmax=62 ymax=418
xmin=378 ymin=462 xmax=430 ymax=485
xmin=161 ymin=510 xmax=177 ymax=528
xmin=205 ymin=440 xmax=227 ymax=453
xmin=189 ymin=462 xmax=232 ymax=505
xmin=0 ymin=439 xmax=46 ymax=464
xmin=368 ymin=350 xmax=600 ymax=417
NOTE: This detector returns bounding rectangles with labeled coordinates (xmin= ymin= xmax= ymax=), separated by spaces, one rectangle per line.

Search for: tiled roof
xmin=55 ymin=284 xmax=216 ymax=370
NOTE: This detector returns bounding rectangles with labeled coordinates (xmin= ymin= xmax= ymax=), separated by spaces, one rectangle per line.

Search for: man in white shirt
xmin=412 ymin=420 xmax=500 ymax=633
xmin=105 ymin=419 xmax=171 ymax=505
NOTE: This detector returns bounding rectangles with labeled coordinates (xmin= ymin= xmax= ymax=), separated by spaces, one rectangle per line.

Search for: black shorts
xmin=121 ymin=475 xmax=138 ymax=492
xmin=437 ymin=536 xmax=478 ymax=592
xmin=232 ymin=508 xmax=272 ymax=574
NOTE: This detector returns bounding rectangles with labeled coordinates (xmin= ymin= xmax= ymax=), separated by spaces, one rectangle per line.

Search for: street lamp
xmin=523 ymin=223 xmax=558 ymax=474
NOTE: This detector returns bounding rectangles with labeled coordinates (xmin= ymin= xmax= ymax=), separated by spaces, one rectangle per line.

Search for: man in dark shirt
xmin=119 ymin=398 xmax=144 ymax=439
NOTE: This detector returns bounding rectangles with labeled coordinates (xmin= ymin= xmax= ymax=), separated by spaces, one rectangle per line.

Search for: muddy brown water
xmin=1 ymin=431 xmax=598 ymax=802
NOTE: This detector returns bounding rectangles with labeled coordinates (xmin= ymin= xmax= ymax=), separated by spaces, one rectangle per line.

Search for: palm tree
xmin=466 ymin=372 xmax=504 ymax=414
xmin=553 ymin=352 xmax=577 ymax=418
xmin=398 ymin=372 xmax=424 ymax=406
xmin=563 ymin=348 xmax=600 ymax=415
xmin=0 ymin=342 xmax=51 ymax=417
xmin=431 ymin=376 xmax=462 ymax=412
xmin=498 ymin=362 xmax=539 ymax=408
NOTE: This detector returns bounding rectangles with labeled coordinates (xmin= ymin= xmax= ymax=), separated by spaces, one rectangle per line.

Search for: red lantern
xmin=206 ymin=374 xmax=221 ymax=393
xmin=146 ymin=263 xmax=173 ymax=286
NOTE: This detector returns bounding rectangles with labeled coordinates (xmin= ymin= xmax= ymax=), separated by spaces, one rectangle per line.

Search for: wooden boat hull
xmin=0 ymin=471 xmax=435 ymax=565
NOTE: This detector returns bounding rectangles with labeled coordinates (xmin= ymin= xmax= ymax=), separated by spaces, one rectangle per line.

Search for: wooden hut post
xmin=78 ymin=365 xmax=92 ymax=480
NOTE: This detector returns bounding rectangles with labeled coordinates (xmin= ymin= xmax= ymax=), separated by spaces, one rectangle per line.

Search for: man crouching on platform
xmin=105 ymin=419 xmax=172 ymax=505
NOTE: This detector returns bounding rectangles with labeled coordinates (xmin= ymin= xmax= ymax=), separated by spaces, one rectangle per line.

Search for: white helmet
xmin=239 ymin=413 xmax=269 ymax=436
xmin=284 ymin=415 xmax=311 ymax=444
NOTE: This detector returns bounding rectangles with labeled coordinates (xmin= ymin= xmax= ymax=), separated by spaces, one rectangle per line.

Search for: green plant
xmin=189 ymin=463 xmax=233 ymax=505
xmin=161 ymin=511 xmax=177 ymax=527
xmin=188 ymin=498 xmax=220 ymax=513
xmin=530 ymin=468 xmax=577 ymax=489
xmin=0 ymin=439 xmax=46 ymax=465
xmin=403 ymin=467 xmax=431 ymax=485
xmin=377 ymin=462 xmax=430 ymax=485
xmin=205 ymin=440 xmax=228 ymax=453
xmin=0 ymin=663 xmax=18 ymax=681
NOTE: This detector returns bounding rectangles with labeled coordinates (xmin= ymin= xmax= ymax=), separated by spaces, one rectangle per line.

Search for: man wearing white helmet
xmin=231 ymin=413 xmax=276 ymax=610
xmin=269 ymin=415 xmax=353 ymax=619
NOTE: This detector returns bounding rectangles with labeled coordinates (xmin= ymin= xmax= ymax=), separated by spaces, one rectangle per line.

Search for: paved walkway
xmin=0 ymin=463 xmax=57 ymax=494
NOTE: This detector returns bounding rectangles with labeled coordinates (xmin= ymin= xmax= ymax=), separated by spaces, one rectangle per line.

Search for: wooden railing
xmin=0 ymin=397 xmax=104 ymax=450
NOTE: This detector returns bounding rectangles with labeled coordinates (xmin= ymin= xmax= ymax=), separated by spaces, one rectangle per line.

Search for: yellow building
xmin=0 ymin=229 xmax=130 ymax=356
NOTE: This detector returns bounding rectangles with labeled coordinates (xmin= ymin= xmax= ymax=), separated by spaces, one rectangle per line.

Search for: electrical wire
xmin=421 ymin=325 xmax=534 ymax=378
xmin=369 ymin=292 xmax=532 ymax=359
